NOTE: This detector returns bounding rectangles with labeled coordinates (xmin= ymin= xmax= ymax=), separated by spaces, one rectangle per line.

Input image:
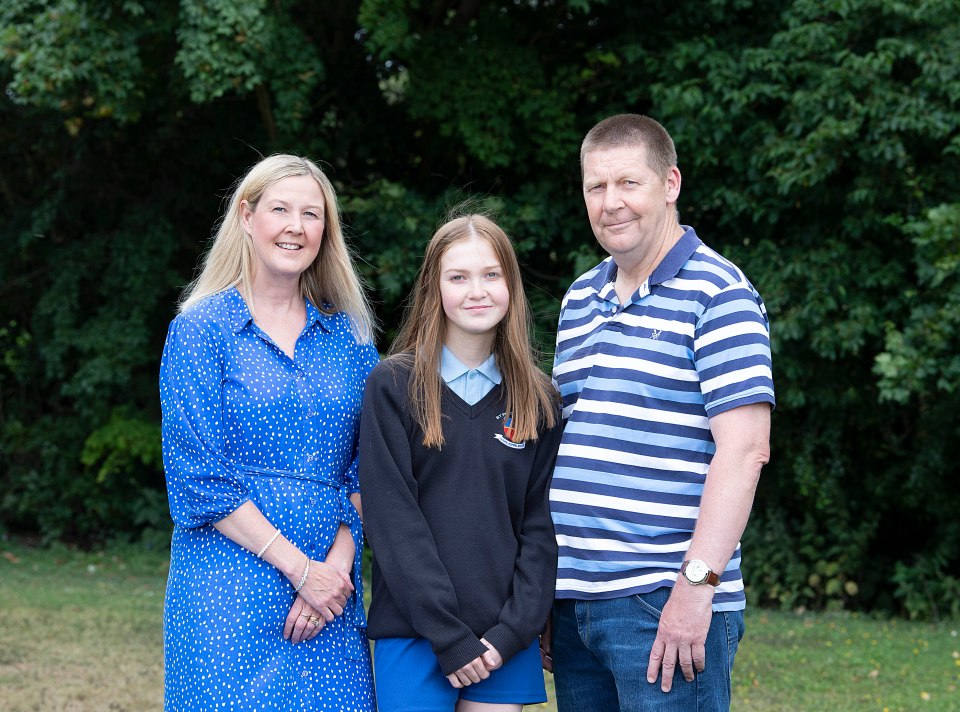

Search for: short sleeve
xmin=694 ymin=283 xmax=776 ymax=416
xmin=160 ymin=315 xmax=250 ymax=528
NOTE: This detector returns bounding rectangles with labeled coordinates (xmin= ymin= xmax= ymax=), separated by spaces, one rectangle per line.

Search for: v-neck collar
xmin=440 ymin=380 xmax=503 ymax=419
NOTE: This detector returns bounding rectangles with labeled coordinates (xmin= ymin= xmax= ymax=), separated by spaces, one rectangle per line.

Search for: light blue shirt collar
xmin=440 ymin=347 xmax=501 ymax=384
xmin=440 ymin=347 xmax=501 ymax=405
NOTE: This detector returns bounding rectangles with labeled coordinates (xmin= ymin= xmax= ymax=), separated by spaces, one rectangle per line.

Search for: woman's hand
xmin=293 ymin=522 xmax=356 ymax=619
xmin=295 ymin=558 xmax=354 ymax=621
xmin=322 ymin=523 xmax=356 ymax=575
xmin=283 ymin=595 xmax=325 ymax=644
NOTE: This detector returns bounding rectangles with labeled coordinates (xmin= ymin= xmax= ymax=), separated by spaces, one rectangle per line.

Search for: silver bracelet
xmin=256 ymin=529 xmax=281 ymax=559
xmin=294 ymin=557 xmax=310 ymax=593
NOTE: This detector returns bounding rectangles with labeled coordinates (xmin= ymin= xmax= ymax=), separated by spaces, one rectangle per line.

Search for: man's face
xmin=581 ymin=144 xmax=681 ymax=267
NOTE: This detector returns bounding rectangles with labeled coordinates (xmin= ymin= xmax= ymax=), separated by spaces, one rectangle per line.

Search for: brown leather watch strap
xmin=681 ymin=559 xmax=720 ymax=586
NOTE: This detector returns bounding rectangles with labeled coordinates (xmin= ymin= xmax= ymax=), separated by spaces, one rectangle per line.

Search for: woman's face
xmin=241 ymin=175 xmax=326 ymax=288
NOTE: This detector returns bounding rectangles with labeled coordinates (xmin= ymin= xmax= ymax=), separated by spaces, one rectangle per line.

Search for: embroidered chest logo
xmin=494 ymin=413 xmax=526 ymax=449
xmin=650 ymin=328 xmax=662 ymax=340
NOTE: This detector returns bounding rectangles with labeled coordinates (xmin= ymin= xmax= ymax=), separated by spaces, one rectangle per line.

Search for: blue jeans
xmin=551 ymin=588 xmax=744 ymax=712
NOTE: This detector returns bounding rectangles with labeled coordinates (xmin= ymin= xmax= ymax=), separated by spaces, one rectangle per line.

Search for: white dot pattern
xmin=160 ymin=288 xmax=378 ymax=711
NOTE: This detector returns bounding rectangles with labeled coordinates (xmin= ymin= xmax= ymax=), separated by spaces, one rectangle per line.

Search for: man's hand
xmin=646 ymin=582 xmax=713 ymax=691
xmin=539 ymin=615 xmax=553 ymax=673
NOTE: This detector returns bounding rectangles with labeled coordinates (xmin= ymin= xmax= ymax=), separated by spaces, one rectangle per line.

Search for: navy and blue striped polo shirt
xmin=550 ymin=226 xmax=775 ymax=611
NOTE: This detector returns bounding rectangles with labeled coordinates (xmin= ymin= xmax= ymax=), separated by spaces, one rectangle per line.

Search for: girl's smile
xmin=439 ymin=236 xmax=510 ymax=360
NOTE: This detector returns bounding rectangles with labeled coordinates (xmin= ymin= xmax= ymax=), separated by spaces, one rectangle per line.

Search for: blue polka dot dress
xmin=159 ymin=288 xmax=378 ymax=711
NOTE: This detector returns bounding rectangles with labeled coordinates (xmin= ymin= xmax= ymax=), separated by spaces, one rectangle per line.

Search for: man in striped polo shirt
xmin=542 ymin=114 xmax=775 ymax=711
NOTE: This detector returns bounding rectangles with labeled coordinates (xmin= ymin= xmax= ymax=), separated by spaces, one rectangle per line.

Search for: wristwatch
xmin=680 ymin=559 xmax=720 ymax=586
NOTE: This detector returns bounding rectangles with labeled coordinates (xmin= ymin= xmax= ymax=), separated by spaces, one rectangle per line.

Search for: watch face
xmin=685 ymin=560 xmax=709 ymax=583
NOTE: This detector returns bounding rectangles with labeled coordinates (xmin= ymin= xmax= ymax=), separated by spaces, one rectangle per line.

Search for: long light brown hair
xmin=179 ymin=154 xmax=376 ymax=343
xmin=390 ymin=214 xmax=557 ymax=448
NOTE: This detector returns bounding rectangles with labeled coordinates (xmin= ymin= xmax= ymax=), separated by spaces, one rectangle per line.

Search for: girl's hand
xmin=445 ymin=655 xmax=490 ymax=688
xmin=283 ymin=595 xmax=325 ymax=644
xmin=480 ymin=637 xmax=503 ymax=671
xmin=297 ymin=559 xmax=354 ymax=621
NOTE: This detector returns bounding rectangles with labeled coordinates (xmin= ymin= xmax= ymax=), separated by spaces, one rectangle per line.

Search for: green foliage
xmin=876 ymin=203 xmax=960 ymax=402
xmin=892 ymin=545 xmax=960 ymax=622
xmin=81 ymin=409 xmax=162 ymax=484
xmin=176 ymin=0 xmax=325 ymax=137
xmin=2 ymin=0 xmax=148 ymax=124
xmin=744 ymin=508 xmax=871 ymax=612
xmin=176 ymin=0 xmax=273 ymax=102
xmin=1 ymin=0 xmax=958 ymax=616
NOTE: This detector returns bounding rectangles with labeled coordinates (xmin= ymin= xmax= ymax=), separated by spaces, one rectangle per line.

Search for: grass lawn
xmin=1 ymin=540 xmax=957 ymax=711
xmin=0 ymin=540 xmax=167 ymax=711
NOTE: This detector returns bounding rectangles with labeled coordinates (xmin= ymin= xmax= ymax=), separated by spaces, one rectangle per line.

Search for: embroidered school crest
xmin=502 ymin=416 xmax=517 ymax=442
xmin=494 ymin=413 xmax=525 ymax=449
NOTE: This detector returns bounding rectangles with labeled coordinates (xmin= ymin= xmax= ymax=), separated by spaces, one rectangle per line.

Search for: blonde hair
xmin=390 ymin=214 xmax=557 ymax=448
xmin=179 ymin=154 xmax=376 ymax=343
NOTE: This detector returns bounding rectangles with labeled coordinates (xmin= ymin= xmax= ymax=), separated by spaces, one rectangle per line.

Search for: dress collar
xmin=226 ymin=286 xmax=333 ymax=334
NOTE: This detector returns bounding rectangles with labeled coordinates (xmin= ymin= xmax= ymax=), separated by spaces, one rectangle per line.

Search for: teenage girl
xmin=359 ymin=214 xmax=562 ymax=712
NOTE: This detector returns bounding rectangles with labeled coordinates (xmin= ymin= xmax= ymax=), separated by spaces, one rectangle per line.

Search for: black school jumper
xmin=358 ymin=357 xmax=562 ymax=676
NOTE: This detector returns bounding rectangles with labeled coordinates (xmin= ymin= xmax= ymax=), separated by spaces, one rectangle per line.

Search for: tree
xmin=1 ymin=0 xmax=958 ymax=616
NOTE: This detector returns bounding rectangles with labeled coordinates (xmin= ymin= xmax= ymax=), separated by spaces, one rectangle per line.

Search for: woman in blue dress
xmin=159 ymin=154 xmax=378 ymax=711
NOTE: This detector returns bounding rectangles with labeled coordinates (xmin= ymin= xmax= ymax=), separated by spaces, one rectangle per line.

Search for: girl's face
xmin=438 ymin=236 xmax=510 ymax=351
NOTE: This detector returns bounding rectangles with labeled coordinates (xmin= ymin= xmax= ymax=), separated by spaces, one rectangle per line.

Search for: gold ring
xmin=308 ymin=615 xmax=322 ymax=626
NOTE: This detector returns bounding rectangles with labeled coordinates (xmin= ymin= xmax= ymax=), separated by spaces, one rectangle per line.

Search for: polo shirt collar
xmin=440 ymin=346 xmax=502 ymax=385
xmin=649 ymin=226 xmax=702 ymax=286
xmin=589 ymin=225 xmax=704 ymax=298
